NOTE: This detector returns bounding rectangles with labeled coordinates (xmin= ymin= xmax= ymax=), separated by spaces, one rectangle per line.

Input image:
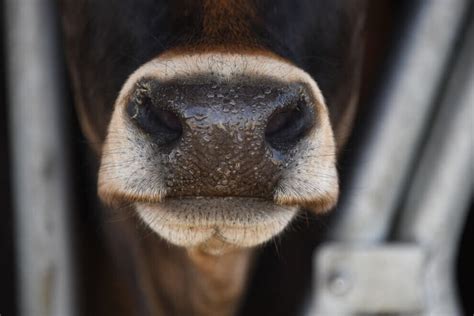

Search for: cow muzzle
xmin=98 ymin=53 xmax=339 ymax=253
xmin=126 ymin=79 xmax=315 ymax=198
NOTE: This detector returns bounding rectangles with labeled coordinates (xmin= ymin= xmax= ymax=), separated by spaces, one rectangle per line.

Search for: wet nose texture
xmin=127 ymin=79 xmax=315 ymax=198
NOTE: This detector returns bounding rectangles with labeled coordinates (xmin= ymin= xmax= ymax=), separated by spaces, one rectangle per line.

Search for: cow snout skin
xmin=125 ymin=79 xmax=316 ymax=198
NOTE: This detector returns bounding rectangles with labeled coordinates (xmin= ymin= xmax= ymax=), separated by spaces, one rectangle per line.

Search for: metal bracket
xmin=307 ymin=243 xmax=426 ymax=315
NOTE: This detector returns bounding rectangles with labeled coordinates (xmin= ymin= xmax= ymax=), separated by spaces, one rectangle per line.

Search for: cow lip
xmin=136 ymin=196 xmax=293 ymax=224
xmin=140 ymin=195 xmax=283 ymax=208
xmin=159 ymin=196 xmax=274 ymax=202
xmin=99 ymin=187 xmax=333 ymax=212
xmin=133 ymin=196 xmax=298 ymax=248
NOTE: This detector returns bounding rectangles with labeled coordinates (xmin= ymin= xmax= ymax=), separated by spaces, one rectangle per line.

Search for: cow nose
xmin=126 ymin=79 xmax=315 ymax=198
xmin=126 ymin=89 xmax=183 ymax=147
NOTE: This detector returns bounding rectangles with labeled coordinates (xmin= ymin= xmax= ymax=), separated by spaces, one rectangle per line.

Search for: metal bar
xmin=329 ymin=0 xmax=469 ymax=242
xmin=309 ymin=244 xmax=426 ymax=315
xmin=5 ymin=1 xmax=76 ymax=315
xmin=305 ymin=1 xmax=471 ymax=314
xmin=395 ymin=16 xmax=474 ymax=315
xmin=306 ymin=40 xmax=473 ymax=313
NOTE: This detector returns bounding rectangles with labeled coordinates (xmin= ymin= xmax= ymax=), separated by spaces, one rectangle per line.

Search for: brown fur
xmin=202 ymin=0 xmax=255 ymax=42
xmin=101 ymin=213 xmax=253 ymax=316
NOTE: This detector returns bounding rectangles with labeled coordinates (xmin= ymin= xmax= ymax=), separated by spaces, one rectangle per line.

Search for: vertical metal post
xmin=330 ymin=0 xmax=468 ymax=242
xmin=5 ymin=1 xmax=76 ymax=315
xmin=305 ymin=1 xmax=471 ymax=314
xmin=395 ymin=19 xmax=474 ymax=315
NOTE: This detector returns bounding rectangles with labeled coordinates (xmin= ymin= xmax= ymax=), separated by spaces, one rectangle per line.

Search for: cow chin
xmin=135 ymin=198 xmax=297 ymax=254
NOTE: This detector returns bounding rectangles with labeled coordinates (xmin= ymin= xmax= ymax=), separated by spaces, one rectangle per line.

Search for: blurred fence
xmin=306 ymin=1 xmax=473 ymax=315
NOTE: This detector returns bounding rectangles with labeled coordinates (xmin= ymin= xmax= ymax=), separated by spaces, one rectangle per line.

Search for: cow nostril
xmin=127 ymin=96 xmax=182 ymax=146
xmin=265 ymin=99 xmax=314 ymax=150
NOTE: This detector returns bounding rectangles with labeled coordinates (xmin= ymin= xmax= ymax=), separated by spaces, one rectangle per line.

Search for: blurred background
xmin=0 ymin=0 xmax=473 ymax=315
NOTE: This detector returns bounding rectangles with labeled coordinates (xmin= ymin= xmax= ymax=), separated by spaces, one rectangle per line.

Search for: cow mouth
xmin=135 ymin=197 xmax=298 ymax=253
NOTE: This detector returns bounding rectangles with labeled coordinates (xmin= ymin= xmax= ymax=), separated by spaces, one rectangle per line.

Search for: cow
xmin=59 ymin=0 xmax=370 ymax=315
